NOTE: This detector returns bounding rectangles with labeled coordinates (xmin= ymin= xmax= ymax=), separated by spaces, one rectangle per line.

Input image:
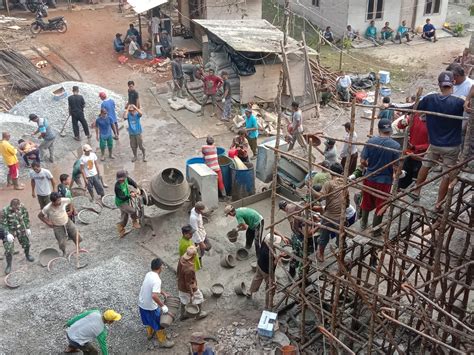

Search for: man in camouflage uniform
xmin=278 ymin=201 xmax=316 ymax=278
xmin=1 ymin=198 xmax=35 ymax=274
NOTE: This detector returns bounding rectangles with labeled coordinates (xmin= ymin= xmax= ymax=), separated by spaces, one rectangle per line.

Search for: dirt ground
xmin=0 ymin=3 xmax=471 ymax=354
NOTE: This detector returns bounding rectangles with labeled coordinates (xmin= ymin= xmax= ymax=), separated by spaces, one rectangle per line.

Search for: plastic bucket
xmin=186 ymin=157 xmax=205 ymax=182
xmin=217 ymin=146 xmax=225 ymax=156
xmin=281 ymin=345 xmax=297 ymax=355
xmin=230 ymin=162 xmax=255 ymax=201
xmin=227 ymin=229 xmax=238 ymax=243
xmin=220 ymin=254 xmax=236 ymax=268
xmin=160 ymin=312 xmax=175 ymax=328
xmin=219 ymin=155 xmax=233 ymax=195
xmin=378 ymin=70 xmax=390 ymax=84
xmin=234 ymin=282 xmax=247 ymax=296
xmin=380 ymin=87 xmax=391 ymax=97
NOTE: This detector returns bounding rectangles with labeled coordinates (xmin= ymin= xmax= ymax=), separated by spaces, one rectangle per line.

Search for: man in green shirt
xmin=115 ymin=170 xmax=141 ymax=237
xmin=365 ymin=20 xmax=379 ymax=46
xmin=224 ymin=205 xmax=264 ymax=252
xmin=178 ymin=225 xmax=201 ymax=270
xmin=1 ymin=198 xmax=35 ymax=274
xmin=71 ymin=159 xmax=83 ymax=189
xmin=65 ymin=309 xmax=121 ymax=354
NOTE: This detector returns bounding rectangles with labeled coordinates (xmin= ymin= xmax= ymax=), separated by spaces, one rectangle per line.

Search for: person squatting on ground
xmin=224 ymin=205 xmax=264 ymax=252
xmin=221 ymin=71 xmax=232 ymax=121
xmin=80 ymin=144 xmax=105 ymax=201
xmin=64 ymin=309 xmax=121 ymax=355
xmin=0 ymin=132 xmax=24 ymax=190
xmin=123 ymin=104 xmax=146 ymax=162
xmin=179 ymin=224 xmax=201 ymax=271
xmin=171 ymin=54 xmax=187 ymax=100
xmin=68 ymin=86 xmax=91 ymax=141
xmin=95 ymin=108 xmax=115 ymax=161
xmin=201 ymin=136 xmax=227 ymax=198
xmin=38 ymin=192 xmax=82 ymax=256
xmin=99 ymin=92 xmax=119 ymax=139
xmin=18 ymin=138 xmax=40 ymax=167
xmin=230 ymin=129 xmax=250 ymax=162
xmin=413 ymin=71 xmax=465 ymax=210
xmin=199 ymin=68 xmax=223 ymax=117
xmin=1 ymin=199 xmax=34 ymax=274
xmin=29 ymin=113 xmax=56 ymax=163
xmin=138 ymin=258 xmax=175 ymax=348
xmin=244 ymin=108 xmax=259 ymax=158
xmin=359 ymin=119 xmax=401 ymax=233
xmin=246 ymin=233 xmax=288 ymax=305
xmin=177 ymin=245 xmax=208 ymax=321
xmin=278 ymin=200 xmax=315 ymax=278
xmin=30 ymin=161 xmax=56 ymax=209
xmin=287 ymin=101 xmax=306 ymax=152
xmin=311 ymin=162 xmax=348 ymax=262
xmin=114 ymin=170 xmax=141 ymax=237
xmin=189 ymin=201 xmax=209 ymax=267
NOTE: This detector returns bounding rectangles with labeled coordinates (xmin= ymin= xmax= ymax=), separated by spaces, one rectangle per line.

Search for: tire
xmin=30 ymin=23 xmax=42 ymax=34
xmin=57 ymin=22 xmax=67 ymax=33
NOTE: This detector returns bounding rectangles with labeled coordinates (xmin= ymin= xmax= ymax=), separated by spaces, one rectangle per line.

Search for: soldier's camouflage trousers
xmin=3 ymin=231 xmax=30 ymax=257
xmin=289 ymin=232 xmax=316 ymax=277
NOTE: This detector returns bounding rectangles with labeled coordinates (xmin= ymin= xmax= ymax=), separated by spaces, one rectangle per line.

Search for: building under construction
xmin=263 ymin=49 xmax=474 ymax=353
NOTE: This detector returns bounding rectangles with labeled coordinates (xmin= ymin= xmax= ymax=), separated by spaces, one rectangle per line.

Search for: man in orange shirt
xmin=0 ymin=132 xmax=24 ymax=190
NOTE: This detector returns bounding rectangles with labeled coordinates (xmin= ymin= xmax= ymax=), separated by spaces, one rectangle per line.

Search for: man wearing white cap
xmin=79 ymin=144 xmax=105 ymax=201
xmin=177 ymin=245 xmax=208 ymax=321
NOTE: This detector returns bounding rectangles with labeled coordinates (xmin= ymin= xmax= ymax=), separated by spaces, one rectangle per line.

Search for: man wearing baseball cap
xmin=412 ymin=71 xmax=465 ymax=209
xmin=190 ymin=332 xmax=215 ymax=354
xmin=79 ymin=144 xmax=105 ymax=201
xmin=99 ymin=92 xmax=119 ymax=140
xmin=65 ymin=309 xmax=121 ymax=354
xmin=359 ymin=118 xmax=401 ymax=234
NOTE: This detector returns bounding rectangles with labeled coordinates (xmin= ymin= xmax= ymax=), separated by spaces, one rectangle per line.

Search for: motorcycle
xmin=30 ymin=4 xmax=67 ymax=34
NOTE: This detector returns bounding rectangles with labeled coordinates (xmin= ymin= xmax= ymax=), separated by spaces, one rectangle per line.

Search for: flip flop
xmin=407 ymin=192 xmax=420 ymax=201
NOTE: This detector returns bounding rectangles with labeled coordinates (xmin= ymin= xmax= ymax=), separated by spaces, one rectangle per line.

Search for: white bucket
xmin=379 ymin=70 xmax=390 ymax=84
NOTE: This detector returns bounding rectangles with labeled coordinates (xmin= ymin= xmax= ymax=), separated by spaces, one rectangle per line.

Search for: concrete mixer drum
xmin=148 ymin=168 xmax=190 ymax=210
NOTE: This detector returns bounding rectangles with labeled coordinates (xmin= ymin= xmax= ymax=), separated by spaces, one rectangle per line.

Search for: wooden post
xmin=5 ymin=0 xmax=10 ymax=16
xmin=302 ymin=31 xmax=320 ymax=119
xmin=283 ymin=0 xmax=290 ymax=46
xmin=280 ymin=41 xmax=294 ymax=100
xmin=369 ymin=78 xmax=380 ymax=136
xmin=338 ymin=48 xmax=343 ymax=71
xmin=150 ymin=11 xmax=155 ymax=56
xmin=138 ymin=14 xmax=143 ymax=47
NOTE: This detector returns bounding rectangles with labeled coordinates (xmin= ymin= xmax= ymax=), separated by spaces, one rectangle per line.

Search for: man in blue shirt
xmin=365 ymin=20 xmax=379 ymax=46
xmin=113 ymin=33 xmax=125 ymax=53
xmin=123 ymin=104 xmax=146 ymax=162
xmin=244 ymin=108 xmax=258 ymax=159
xmin=29 ymin=114 xmax=56 ymax=163
xmin=413 ymin=71 xmax=465 ymax=209
xmin=95 ymin=108 xmax=114 ymax=161
xmin=396 ymin=20 xmax=411 ymax=44
xmin=421 ymin=18 xmax=437 ymax=42
xmin=360 ymin=119 xmax=400 ymax=232
xmin=99 ymin=92 xmax=119 ymax=140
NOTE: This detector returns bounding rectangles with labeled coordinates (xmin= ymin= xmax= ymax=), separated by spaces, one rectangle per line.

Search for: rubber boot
xmin=289 ymin=264 xmax=296 ymax=278
xmin=360 ymin=209 xmax=369 ymax=231
xmin=132 ymin=219 xmax=141 ymax=229
xmin=5 ymin=254 xmax=12 ymax=274
xmin=117 ymin=223 xmax=126 ymax=238
xmin=146 ymin=326 xmax=154 ymax=340
xmin=156 ymin=330 xmax=175 ymax=348
xmin=13 ymin=178 xmax=24 ymax=190
xmin=179 ymin=303 xmax=189 ymax=321
xmin=24 ymin=247 xmax=35 ymax=262
xmin=108 ymin=148 xmax=115 ymax=159
xmin=372 ymin=214 xmax=384 ymax=237
xmin=6 ymin=174 xmax=13 ymax=187
xmin=195 ymin=306 xmax=208 ymax=320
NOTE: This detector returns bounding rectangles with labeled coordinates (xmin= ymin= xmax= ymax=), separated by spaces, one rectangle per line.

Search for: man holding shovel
xmin=38 ymin=192 xmax=81 ymax=257
xmin=114 ymin=170 xmax=141 ymax=237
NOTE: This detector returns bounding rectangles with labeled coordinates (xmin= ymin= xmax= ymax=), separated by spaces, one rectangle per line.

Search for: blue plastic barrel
xmin=217 ymin=147 xmax=225 ymax=156
xmin=230 ymin=163 xmax=255 ymax=200
xmin=219 ymin=155 xmax=234 ymax=195
xmin=186 ymin=157 xmax=205 ymax=182
xmin=380 ymin=87 xmax=391 ymax=97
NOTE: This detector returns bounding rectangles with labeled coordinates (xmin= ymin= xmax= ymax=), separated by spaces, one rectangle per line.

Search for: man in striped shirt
xmin=201 ymin=136 xmax=227 ymax=198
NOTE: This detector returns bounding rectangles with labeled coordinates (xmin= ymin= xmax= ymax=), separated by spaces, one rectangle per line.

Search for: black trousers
xmin=399 ymin=156 xmax=422 ymax=189
xmin=246 ymin=220 xmax=264 ymax=254
xmin=71 ymin=113 xmax=90 ymax=138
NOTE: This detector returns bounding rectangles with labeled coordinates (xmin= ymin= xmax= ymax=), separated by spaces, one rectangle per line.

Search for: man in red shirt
xmin=397 ymin=113 xmax=429 ymax=189
xmin=201 ymin=136 xmax=227 ymax=198
xmin=199 ymin=68 xmax=223 ymax=117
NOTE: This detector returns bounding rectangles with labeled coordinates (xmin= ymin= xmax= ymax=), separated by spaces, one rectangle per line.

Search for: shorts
xmin=360 ymin=179 xmax=392 ymax=214
xmin=8 ymin=163 xmax=19 ymax=179
xmin=139 ymin=307 xmax=161 ymax=331
xmin=38 ymin=194 xmax=51 ymax=210
xmin=422 ymin=144 xmax=460 ymax=173
xmin=99 ymin=136 xmax=113 ymax=150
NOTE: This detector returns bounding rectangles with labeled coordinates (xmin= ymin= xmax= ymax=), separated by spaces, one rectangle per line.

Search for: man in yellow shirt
xmin=0 ymin=132 xmax=24 ymax=190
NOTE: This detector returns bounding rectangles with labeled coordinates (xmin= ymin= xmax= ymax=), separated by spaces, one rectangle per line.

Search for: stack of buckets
xmin=379 ymin=70 xmax=391 ymax=97
xmin=159 ymin=296 xmax=180 ymax=328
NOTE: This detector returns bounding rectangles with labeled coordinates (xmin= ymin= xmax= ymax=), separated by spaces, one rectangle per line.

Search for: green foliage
xmin=453 ymin=23 xmax=465 ymax=37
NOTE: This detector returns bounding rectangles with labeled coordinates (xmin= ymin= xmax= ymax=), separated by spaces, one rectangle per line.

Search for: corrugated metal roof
xmin=128 ymin=0 xmax=168 ymax=14
xmin=193 ymin=19 xmax=303 ymax=53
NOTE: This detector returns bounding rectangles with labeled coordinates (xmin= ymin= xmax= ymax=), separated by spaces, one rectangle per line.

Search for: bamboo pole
xmin=356 ymin=103 xmax=469 ymax=121
xmin=369 ymin=78 xmax=380 ymax=136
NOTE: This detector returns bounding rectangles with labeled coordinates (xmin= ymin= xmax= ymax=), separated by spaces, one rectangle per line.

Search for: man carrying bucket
xmin=224 ymin=205 xmax=264 ymax=253
xmin=177 ymin=246 xmax=208 ymax=321
xmin=138 ymin=258 xmax=175 ymax=348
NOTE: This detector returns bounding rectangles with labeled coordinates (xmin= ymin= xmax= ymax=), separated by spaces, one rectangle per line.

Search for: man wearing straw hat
xmin=177 ymin=246 xmax=208 ymax=321
xmin=190 ymin=332 xmax=215 ymax=355
xmin=138 ymin=258 xmax=175 ymax=348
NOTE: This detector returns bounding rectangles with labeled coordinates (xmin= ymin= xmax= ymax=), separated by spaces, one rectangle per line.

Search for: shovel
xmin=59 ymin=115 xmax=71 ymax=137
xmin=75 ymin=231 xmax=87 ymax=269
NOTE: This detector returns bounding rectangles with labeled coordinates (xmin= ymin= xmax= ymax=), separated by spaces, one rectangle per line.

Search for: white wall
xmin=286 ymin=0 xmax=350 ymax=37
xmin=347 ymin=0 xmax=402 ymax=37
xmin=413 ymin=0 xmax=449 ymax=31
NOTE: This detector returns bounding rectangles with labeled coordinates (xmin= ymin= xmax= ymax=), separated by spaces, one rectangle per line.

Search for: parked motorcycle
xmin=30 ymin=4 xmax=67 ymax=34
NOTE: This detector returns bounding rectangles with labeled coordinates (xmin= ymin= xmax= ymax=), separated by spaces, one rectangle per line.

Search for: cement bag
xmin=184 ymin=101 xmax=201 ymax=113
